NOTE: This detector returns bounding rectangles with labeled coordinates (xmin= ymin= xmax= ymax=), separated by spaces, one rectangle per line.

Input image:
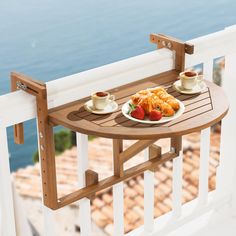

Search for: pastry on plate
xmin=131 ymin=86 xmax=179 ymax=117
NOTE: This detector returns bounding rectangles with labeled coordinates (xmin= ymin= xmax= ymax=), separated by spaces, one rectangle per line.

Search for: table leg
xmin=113 ymin=139 xmax=124 ymax=177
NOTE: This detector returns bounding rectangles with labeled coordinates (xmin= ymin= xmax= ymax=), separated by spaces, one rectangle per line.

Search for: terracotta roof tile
xmin=12 ymin=127 xmax=221 ymax=235
xmin=92 ymin=210 xmax=108 ymax=228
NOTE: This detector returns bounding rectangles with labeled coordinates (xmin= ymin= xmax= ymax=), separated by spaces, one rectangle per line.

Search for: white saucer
xmin=173 ymin=80 xmax=207 ymax=94
xmin=84 ymin=100 xmax=118 ymax=114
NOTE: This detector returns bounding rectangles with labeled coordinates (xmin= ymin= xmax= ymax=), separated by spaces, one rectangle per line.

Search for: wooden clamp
xmin=11 ymin=72 xmax=46 ymax=144
xmin=11 ymin=72 xmax=58 ymax=209
xmin=150 ymin=33 xmax=194 ymax=72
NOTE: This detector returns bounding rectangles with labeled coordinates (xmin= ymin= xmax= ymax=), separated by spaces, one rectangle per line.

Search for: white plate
xmin=121 ymin=99 xmax=185 ymax=124
xmin=84 ymin=100 xmax=118 ymax=114
xmin=173 ymin=80 xmax=207 ymax=94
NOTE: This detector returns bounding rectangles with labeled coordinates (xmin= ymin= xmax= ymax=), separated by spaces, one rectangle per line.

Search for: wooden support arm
xmin=58 ymin=150 xmax=178 ymax=208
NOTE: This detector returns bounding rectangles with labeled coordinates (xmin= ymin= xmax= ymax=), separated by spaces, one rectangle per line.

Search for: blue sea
xmin=1 ymin=0 xmax=236 ymax=171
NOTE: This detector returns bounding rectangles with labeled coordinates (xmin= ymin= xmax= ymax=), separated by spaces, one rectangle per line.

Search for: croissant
xmin=138 ymin=96 xmax=153 ymax=114
xmin=148 ymin=87 xmax=166 ymax=94
xmin=130 ymin=86 xmax=178 ymax=117
xmin=165 ymin=98 xmax=180 ymax=111
xmin=159 ymin=102 xmax=175 ymax=116
xmin=131 ymin=90 xmax=151 ymax=105
xmin=153 ymin=89 xmax=180 ymax=111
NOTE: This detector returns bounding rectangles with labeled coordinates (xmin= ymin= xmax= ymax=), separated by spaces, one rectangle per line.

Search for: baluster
xmin=0 ymin=125 xmax=16 ymax=236
xmin=216 ymin=52 xmax=236 ymax=210
xmin=172 ymin=137 xmax=183 ymax=218
xmin=76 ymin=133 xmax=92 ymax=236
xmin=198 ymin=128 xmax=210 ymax=206
xmin=197 ymin=60 xmax=212 ymax=206
xmin=144 ymin=148 xmax=154 ymax=232
xmin=42 ymin=207 xmax=56 ymax=236
xmin=203 ymin=59 xmax=213 ymax=81
xmin=113 ymin=139 xmax=124 ymax=236
xmin=172 ymin=153 xmax=183 ymax=218
xmin=113 ymin=182 xmax=124 ymax=236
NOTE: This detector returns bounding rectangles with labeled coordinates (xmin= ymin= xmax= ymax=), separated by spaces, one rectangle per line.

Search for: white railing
xmin=1 ymin=25 xmax=236 ymax=236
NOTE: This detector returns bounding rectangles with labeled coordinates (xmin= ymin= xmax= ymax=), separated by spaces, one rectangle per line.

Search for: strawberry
xmin=129 ymin=104 xmax=145 ymax=120
xmin=149 ymin=109 xmax=162 ymax=121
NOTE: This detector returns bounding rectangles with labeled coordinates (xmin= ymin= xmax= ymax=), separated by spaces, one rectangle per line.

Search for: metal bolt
xmin=162 ymin=40 xmax=166 ymax=47
xmin=40 ymin=145 xmax=44 ymax=151
xmin=16 ymin=81 xmax=27 ymax=90
xmin=167 ymin=42 xmax=172 ymax=49
xmin=39 ymin=132 xmax=43 ymax=138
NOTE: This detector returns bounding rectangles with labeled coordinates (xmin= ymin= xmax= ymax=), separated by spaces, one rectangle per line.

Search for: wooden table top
xmin=48 ymin=70 xmax=229 ymax=140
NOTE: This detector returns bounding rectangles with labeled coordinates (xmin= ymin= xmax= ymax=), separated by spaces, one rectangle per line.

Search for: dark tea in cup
xmin=184 ymin=71 xmax=197 ymax=77
xmin=95 ymin=92 xmax=108 ymax=97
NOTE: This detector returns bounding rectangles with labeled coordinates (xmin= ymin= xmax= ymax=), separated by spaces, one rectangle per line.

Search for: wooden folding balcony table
xmin=11 ymin=34 xmax=229 ymax=210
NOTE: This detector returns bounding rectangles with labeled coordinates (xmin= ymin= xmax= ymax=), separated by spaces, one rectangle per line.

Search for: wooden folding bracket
xmin=11 ymin=72 xmax=58 ymax=209
xmin=150 ymin=33 xmax=194 ymax=72
xmin=11 ymin=73 xmax=45 ymax=144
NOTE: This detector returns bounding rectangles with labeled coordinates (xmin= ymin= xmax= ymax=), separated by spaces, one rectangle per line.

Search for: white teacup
xmin=91 ymin=92 xmax=115 ymax=110
xmin=179 ymin=71 xmax=202 ymax=90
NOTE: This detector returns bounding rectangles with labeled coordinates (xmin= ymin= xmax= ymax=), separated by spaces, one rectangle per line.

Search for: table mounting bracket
xmin=150 ymin=33 xmax=194 ymax=72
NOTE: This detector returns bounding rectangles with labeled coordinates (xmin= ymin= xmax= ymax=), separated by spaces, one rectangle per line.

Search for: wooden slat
xmin=167 ymin=103 xmax=213 ymax=127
